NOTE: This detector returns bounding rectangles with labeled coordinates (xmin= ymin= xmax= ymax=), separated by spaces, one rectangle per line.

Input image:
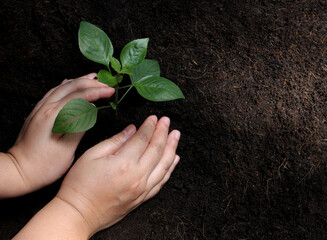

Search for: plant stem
xmin=117 ymin=86 xmax=133 ymax=105
xmin=114 ymin=84 xmax=119 ymax=117
xmin=115 ymin=85 xmax=119 ymax=105
xmin=107 ymin=64 xmax=112 ymax=74
xmin=97 ymin=105 xmax=111 ymax=110
xmin=118 ymin=84 xmax=133 ymax=89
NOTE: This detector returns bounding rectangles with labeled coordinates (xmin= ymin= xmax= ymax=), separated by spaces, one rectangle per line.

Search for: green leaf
xmin=52 ymin=98 xmax=98 ymax=133
xmin=120 ymin=69 xmax=133 ymax=76
xmin=134 ymin=76 xmax=185 ymax=102
xmin=117 ymin=75 xmax=123 ymax=83
xmin=110 ymin=102 xmax=117 ymax=110
xmin=78 ymin=21 xmax=113 ymax=67
xmin=120 ymin=38 xmax=149 ymax=69
xmin=98 ymin=70 xmax=117 ymax=87
xmin=130 ymin=59 xmax=160 ymax=83
xmin=109 ymin=55 xmax=121 ymax=73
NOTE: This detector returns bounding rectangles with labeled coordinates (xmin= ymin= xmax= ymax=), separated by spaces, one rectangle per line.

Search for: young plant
xmin=52 ymin=21 xmax=184 ymax=133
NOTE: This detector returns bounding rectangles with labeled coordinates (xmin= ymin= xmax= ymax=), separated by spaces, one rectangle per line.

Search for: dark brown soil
xmin=1 ymin=0 xmax=327 ymax=239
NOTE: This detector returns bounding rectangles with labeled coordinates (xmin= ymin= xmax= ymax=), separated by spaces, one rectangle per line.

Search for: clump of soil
xmin=0 ymin=0 xmax=326 ymax=239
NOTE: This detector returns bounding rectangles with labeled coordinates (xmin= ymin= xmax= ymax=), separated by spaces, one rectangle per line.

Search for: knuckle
xmin=81 ymin=88 xmax=99 ymax=101
xmin=70 ymin=79 xmax=93 ymax=92
xmin=129 ymin=178 xmax=146 ymax=196
xmin=163 ymin=161 xmax=171 ymax=172
xmin=137 ymin=131 xmax=150 ymax=143
xmin=150 ymin=142 xmax=164 ymax=156
xmin=71 ymin=79 xmax=84 ymax=90
xmin=39 ymin=103 xmax=60 ymax=120
xmin=108 ymin=135 xmax=124 ymax=148
xmin=81 ymin=88 xmax=91 ymax=98
xmin=131 ymin=178 xmax=145 ymax=191
xmin=118 ymin=162 xmax=131 ymax=175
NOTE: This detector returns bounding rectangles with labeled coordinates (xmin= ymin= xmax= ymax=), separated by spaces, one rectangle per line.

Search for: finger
xmin=77 ymin=73 xmax=97 ymax=79
xmin=144 ymin=155 xmax=180 ymax=201
xmin=84 ymin=124 xmax=136 ymax=159
xmin=15 ymin=80 xmax=66 ymax=140
xmin=27 ymin=75 xmax=102 ymax=119
xmin=146 ymin=130 xmax=180 ymax=186
xmin=40 ymin=74 xmax=95 ymax=102
xmin=27 ymin=87 xmax=114 ymax=135
xmin=57 ymin=87 xmax=115 ymax=107
xmin=16 ymin=74 xmax=103 ymax=141
xmin=26 ymin=87 xmax=114 ymax=137
xmin=46 ymin=78 xmax=111 ymax=103
xmin=139 ymin=117 xmax=170 ymax=172
xmin=115 ymin=115 xmax=158 ymax=161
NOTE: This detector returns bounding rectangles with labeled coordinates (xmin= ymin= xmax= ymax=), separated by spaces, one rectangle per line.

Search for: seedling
xmin=52 ymin=21 xmax=184 ymax=133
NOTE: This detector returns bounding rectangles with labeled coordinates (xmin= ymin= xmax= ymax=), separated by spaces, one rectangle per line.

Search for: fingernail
xmin=86 ymin=73 xmax=97 ymax=79
xmin=124 ymin=124 xmax=136 ymax=136
xmin=174 ymin=155 xmax=180 ymax=164
xmin=148 ymin=115 xmax=158 ymax=124
xmin=108 ymin=87 xmax=115 ymax=92
xmin=162 ymin=116 xmax=170 ymax=126
xmin=174 ymin=131 xmax=181 ymax=140
xmin=102 ymin=87 xmax=115 ymax=94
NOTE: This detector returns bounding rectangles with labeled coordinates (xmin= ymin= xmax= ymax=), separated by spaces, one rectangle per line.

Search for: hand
xmin=56 ymin=115 xmax=181 ymax=237
xmin=6 ymin=73 xmax=114 ymax=196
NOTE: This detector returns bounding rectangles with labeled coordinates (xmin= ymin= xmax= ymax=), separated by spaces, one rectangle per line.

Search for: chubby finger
xmin=25 ymin=86 xmax=114 ymax=135
xmin=47 ymin=78 xmax=111 ymax=102
xmin=144 ymin=155 xmax=180 ymax=201
xmin=77 ymin=73 xmax=97 ymax=79
xmin=40 ymin=73 xmax=97 ymax=102
xmin=84 ymin=124 xmax=136 ymax=159
xmin=115 ymin=115 xmax=158 ymax=161
xmin=58 ymin=87 xmax=115 ymax=108
xmin=146 ymin=130 xmax=180 ymax=186
xmin=139 ymin=117 xmax=170 ymax=171
xmin=16 ymin=75 xmax=105 ymax=141
xmin=60 ymin=73 xmax=97 ymax=86
xmin=27 ymin=74 xmax=100 ymax=119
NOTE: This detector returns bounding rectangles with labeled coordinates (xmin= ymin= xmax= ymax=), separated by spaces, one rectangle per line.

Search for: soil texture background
xmin=0 ymin=0 xmax=327 ymax=239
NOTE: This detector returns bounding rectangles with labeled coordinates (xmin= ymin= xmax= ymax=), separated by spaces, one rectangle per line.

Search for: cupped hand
xmin=7 ymin=73 xmax=115 ymax=195
xmin=56 ymin=116 xmax=181 ymax=237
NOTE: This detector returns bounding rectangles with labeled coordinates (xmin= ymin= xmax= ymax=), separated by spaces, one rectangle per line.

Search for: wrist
xmin=56 ymin=187 xmax=102 ymax=237
xmin=53 ymin=196 xmax=93 ymax=238
xmin=14 ymin=197 xmax=91 ymax=240
xmin=0 ymin=152 xmax=30 ymax=198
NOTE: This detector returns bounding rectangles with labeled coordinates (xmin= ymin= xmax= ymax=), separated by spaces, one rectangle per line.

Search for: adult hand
xmin=56 ymin=115 xmax=181 ymax=237
xmin=5 ymin=73 xmax=114 ymax=197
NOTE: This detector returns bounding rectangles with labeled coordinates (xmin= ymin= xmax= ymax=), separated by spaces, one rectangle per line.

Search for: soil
xmin=0 ymin=0 xmax=327 ymax=239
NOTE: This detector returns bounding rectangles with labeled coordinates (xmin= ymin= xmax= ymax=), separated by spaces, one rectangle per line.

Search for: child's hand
xmin=6 ymin=73 xmax=114 ymax=196
xmin=56 ymin=115 xmax=180 ymax=237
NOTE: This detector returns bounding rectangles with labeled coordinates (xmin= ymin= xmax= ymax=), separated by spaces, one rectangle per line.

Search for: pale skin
xmin=0 ymin=73 xmax=180 ymax=239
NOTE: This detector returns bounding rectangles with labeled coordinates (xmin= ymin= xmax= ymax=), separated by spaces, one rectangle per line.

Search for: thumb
xmin=84 ymin=124 xmax=136 ymax=159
